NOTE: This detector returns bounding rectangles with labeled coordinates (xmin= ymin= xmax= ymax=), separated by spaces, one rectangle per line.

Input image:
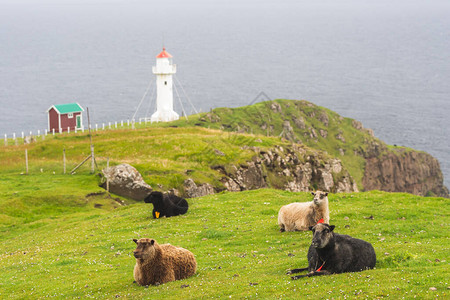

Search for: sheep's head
xmin=133 ymin=238 xmax=157 ymax=261
xmin=309 ymin=223 xmax=335 ymax=249
xmin=311 ymin=191 xmax=328 ymax=205
xmin=144 ymin=191 xmax=163 ymax=204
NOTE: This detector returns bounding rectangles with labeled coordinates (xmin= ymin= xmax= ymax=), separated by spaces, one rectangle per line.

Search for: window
xmin=68 ymin=113 xmax=73 ymax=118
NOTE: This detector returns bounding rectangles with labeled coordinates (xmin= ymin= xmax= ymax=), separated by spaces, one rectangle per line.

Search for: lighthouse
xmin=150 ymin=47 xmax=179 ymax=122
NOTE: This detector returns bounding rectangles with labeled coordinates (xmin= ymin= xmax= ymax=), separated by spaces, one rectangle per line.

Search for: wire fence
xmin=2 ymin=117 xmax=169 ymax=147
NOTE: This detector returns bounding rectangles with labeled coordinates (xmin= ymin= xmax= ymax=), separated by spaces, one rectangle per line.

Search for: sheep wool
xmin=278 ymin=191 xmax=330 ymax=232
xmin=133 ymin=238 xmax=197 ymax=286
xmin=289 ymin=223 xmax=376 ymax=279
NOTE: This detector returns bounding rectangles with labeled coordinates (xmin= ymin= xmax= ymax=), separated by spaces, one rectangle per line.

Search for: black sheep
xmin=289 ymin=223 xmax=376 ymax=279
xmin=144 ymin=191 xmax=189 ymax=218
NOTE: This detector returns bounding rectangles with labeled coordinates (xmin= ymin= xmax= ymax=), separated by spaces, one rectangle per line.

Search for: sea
xmin=0 ymin=0 xmax=449 ymax=189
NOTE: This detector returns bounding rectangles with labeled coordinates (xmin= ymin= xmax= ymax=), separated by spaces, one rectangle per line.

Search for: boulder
xmin=23 ymin=136 xmax=36 ymax=144
xmin=270 ymin=102 xmax=282 ymax=113
xmin=184 ymin=178 xmax=215 ymax=198
xmin=318 ymin=111 xmax=329 ymax=127
xmin=293 ymin=116 xmax=306 ymax=129
xmin=101 ymin=164 xmax=152 ymax=200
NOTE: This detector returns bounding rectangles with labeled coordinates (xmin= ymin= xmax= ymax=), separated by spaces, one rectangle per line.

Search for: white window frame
xmin=68 ymin=113 xmax=73 ymax=118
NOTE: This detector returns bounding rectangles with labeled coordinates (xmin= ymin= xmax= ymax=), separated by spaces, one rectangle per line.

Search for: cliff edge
xmin=171 ymin=99 xmax=448 ymax=197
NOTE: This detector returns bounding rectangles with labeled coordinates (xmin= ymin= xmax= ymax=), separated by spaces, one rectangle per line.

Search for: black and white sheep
xmin=144 ymin=191 xmax=189 ymax=218
xmin=278 ymin=191 xmax=330 ymax=232
xmin=288 ymin=223 xmax=376 ymax=279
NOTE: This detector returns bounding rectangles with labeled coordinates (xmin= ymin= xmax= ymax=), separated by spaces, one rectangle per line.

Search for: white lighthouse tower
xmin=151 ymin=47 xmax=179 ymax=122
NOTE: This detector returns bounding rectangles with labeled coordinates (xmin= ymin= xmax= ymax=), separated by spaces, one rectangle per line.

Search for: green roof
xmin=52 ymin=103 xmax=84 ymax=114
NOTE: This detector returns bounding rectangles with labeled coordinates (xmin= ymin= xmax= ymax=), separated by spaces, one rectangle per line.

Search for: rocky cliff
xmin=362 ymin=144 xmax=449 ymax=197
xmin=176 ymin=99 xmax=448 ymax=197
xmin=183 ymin=144 xmax=358 ymax=198
xmin=215 ymin=144 xmax=357 ymax=193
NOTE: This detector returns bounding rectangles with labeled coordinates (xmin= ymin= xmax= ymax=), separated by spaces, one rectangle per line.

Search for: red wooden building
xmin=47 ymin=103 xmax=84 ymax=133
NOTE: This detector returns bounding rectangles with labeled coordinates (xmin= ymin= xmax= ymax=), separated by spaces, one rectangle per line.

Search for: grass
xmin=0 ymin=125 xmax=343 ymax=194
xmin=3 ymin=99 xmax=441 ymax=195
xmin=0 ymin=172 xmax=448 ymax=298
xmin=167 ymin=99 xmax=394 ymax=190
xmin=0 ymin=126 xmax=287 ymax=190
xmin=0 ymin=112 xmax=448 ymax=298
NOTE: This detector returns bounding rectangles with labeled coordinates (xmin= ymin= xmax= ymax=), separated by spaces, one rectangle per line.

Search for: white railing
xmin=2 ymin=118 xmax=159 ymax=146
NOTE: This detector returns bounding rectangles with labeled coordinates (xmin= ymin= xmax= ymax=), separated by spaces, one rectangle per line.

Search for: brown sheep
xmin=133 ymin=238 xmax=197 ymax=286
xmin=278 ymin=191 xmax=330 ymax=232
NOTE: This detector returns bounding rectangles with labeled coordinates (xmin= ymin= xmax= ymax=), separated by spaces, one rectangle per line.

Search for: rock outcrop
xmin=363 ymin=148 xmax=449 ymax=197
xmin=183 ymin=178 xmax=215 ymax=198
xmin=196 ymin=100 xmax=448 ymax=197
xmin=100 ymin=164 xmax=152 ymax=200
xmin=214 ymin=144 xmax=358 ymax=194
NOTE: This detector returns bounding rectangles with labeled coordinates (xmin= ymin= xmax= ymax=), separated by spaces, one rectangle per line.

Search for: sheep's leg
xmin=279 ymin=224 xmax=285 ymax=232
xmin=286 ymin=267 xmax=308 ymax=274
xmin=291 ymin=270 xmax=331 ymax=280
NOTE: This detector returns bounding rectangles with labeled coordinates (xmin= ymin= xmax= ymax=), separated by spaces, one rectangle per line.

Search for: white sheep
xmin=278 ymin=191 xmax=330 ymax=232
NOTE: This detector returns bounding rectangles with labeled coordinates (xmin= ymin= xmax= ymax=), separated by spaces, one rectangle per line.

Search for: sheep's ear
xmin=133 ymin=239 xmax=138 ymax=244
xmin=329 ymin=225 xmax=335 ymax=232
xmin=150 ymin=239 xmax=155 ymax=245
xmin=144 ymin=195 xmax=152 ymax=203
xmin=308 ymin=226 xmax=314 ymax=231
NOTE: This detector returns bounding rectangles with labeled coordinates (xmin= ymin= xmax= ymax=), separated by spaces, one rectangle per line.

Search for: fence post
xmin=63 ymin=148 xmax=66 ymax=174
xmin=4 ymin=134 xmax=7 ymax=146
xmin=90 ymin=144 xmax=95 ymax=174
xmin=108 ymin=122 xmax=111 ymax=129
xmin=96 ymin=124 xmax=98 ymax=131
xmin=53 ymin=128 xmax=55 ymax=135
xmin=25 ymin=149 xmax=28 ymax=175
xmin=37 ymin=130 xmax=40 ymax=137
xmin=121 ymin=120 xmax=123 ymax=127
xmin=106 ymin=157 xmax=110 ymax=192
xmin=115 ymin=121 xmax=117 ymax=129
xmin=68 ymin=127 xmax=70 ymax=134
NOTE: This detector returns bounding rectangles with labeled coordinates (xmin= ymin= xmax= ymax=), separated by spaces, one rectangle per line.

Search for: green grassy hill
xmin=168 ymin=99 xmax=381 ymax=189
xmin=166 ymin=99 xmax=449 ymax=197
xmin=1 ymin=126 xmax=351 ymax=195
xmin=4 ymin=99 xmax=448 ymax=197
xmin=0 ymin=125 xmax=448 ymax=298
xmin=0 ymin=182 xmax=448 ymax=298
